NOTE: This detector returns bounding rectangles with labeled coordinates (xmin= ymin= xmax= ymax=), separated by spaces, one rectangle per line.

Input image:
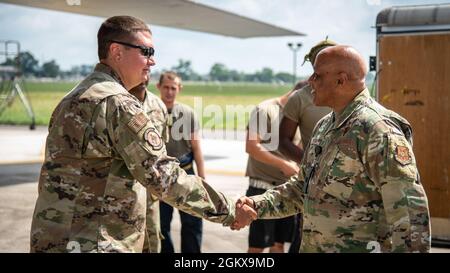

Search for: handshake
xmin=230 ymin=196 xmax=258 ymax=230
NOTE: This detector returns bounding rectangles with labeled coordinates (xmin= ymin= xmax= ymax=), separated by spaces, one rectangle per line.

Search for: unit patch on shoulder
xmin=127 ymin=112 xmax=149 ymax=133
xmin=395 ymin=145 xmax=412 ymax=165
xmin=144 ymin=128 xmax=163 ymax=150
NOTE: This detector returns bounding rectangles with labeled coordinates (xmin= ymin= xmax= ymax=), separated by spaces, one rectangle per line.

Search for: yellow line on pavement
xmin=0 ymin=159 xmax=43 ymax=165
xmin=206 ymin=169 xmax=245 ymax=177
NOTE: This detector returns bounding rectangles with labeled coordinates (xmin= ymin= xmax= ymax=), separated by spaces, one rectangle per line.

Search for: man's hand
xmin=230 ymin=197 xmax=257 ymax=230
xmin=280 ymin=161 xmax=299 ymax=177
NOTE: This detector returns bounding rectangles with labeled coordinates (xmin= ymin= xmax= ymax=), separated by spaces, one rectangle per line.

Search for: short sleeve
xmin=247 ymin=106 xmax=270 ymax=137
xmin=283 ymin=90 xmax=303 ymax=123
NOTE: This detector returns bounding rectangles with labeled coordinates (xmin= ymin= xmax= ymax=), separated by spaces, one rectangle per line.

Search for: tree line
xmin=1 ymin=52 xmax=92 ymax=78
xmin=171 ymin=59 xmax=296 ymax=83
xmin=1 ymin=51 xmax=296 ymax=83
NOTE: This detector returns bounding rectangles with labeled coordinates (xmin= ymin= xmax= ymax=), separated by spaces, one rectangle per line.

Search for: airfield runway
xmin=0 ymin=125 xmax=448 ymax=253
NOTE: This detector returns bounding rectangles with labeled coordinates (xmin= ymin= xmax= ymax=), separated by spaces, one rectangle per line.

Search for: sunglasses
xmin=110 ymin=40 xmax=155 ymax=58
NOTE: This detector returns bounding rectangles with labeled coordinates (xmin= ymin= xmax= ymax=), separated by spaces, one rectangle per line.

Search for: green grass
xmin=0 ymin=81 xmax=288 ymax=130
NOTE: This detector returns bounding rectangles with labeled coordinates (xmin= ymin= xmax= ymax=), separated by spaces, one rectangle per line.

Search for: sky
xmin=0 ymin=0 xmax=444 ymax=77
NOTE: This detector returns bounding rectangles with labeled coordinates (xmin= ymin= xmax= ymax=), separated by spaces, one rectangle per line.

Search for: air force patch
xmin=395 ymin=145 xmax=412 ymax=165
xmin=144 ymin=128 xmax=163 ymax=150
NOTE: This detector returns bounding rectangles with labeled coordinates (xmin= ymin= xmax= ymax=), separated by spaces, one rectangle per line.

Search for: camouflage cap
xmin=302 ymin=37 xmax=337 ymax=65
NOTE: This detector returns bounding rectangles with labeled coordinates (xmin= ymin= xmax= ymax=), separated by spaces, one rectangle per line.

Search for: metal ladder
xmin=0 ymin=40 xmax=35 ymax=130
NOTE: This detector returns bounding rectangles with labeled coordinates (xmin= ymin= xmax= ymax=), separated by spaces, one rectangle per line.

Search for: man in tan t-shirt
xmin=157 ymin=71 xmax=205 ymax=253
xmin=244 ymin=84 xmax=302 ymax=253
xmin=279 ymin=39 xmax=336 ymax=253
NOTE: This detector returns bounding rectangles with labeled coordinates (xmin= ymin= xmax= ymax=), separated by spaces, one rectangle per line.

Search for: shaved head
xmin=308 ymin=46 xmax=368 ymax=112
xmin=315 ymin=45 xmax=368 ymax=83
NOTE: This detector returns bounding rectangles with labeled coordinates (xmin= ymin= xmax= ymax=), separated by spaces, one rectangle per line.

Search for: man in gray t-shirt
xmin=157 ymin=71 xmax=205 ymax=253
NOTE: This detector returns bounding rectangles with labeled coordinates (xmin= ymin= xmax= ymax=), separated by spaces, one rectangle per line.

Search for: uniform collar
xmin=331 ymin=88 xmax=371 ymax=130
xmin=142 ymin=91 xmax=148 ymax=103
xmin=94 ymin=62 xmax=124 ymax=87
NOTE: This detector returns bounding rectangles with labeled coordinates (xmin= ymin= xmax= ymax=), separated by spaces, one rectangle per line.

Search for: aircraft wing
xmin=0 ymin=0 xmax=305 ymax=38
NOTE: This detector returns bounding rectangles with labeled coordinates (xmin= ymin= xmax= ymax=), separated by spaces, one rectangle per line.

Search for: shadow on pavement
xmin=0 ymin=163 xmax=41 ymax=187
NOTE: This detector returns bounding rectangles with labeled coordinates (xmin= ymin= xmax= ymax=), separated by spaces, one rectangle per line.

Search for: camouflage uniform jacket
xmin=142 ymin=91 xmax=168 ymax=253
xmin=30 ymin=63 xmax=235 ymax=253
xmin=142 ymin=91 xmax=168 ymax=142
xmin=251 ymin=89 xmax=431 ymax=253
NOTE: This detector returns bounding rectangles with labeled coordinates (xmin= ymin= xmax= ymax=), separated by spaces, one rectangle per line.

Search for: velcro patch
xmin=395 ymin=145 xmax=412 ymax=165
xmin=144 ymin=128 xmax=163 ymax=150
xmin=337 ymin=138 xmax=357 ymax=159
xmin=127 ymin=112 xmax=149 ymax=133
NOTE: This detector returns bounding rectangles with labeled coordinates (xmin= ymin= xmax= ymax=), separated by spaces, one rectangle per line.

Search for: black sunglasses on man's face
xmin=110 ymin=40 xmax=155 ymax=58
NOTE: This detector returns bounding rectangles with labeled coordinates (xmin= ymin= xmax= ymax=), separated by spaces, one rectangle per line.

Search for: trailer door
xmin=377 ymin=32 xmax=450 ymax=240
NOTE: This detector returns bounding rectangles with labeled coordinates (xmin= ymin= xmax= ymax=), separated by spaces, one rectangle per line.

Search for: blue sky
xmin=0 ymin=0 xmax=443 ymax=77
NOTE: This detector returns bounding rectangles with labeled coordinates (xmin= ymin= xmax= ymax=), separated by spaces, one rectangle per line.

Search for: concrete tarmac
xmin=0 ymin=170 xmax=250 ymax=253
xmin=0 ymin=125 xmax=252 ymax=253
xmin=0 ymin=125 xmax=448 ymax=253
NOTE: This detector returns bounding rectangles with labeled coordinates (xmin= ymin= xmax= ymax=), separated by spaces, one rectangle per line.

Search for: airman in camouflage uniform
xmin=142 ymin=91 xmax=167 ymax=253
xmin=30 ymin=16 xmax=250 ymax=253
xmin=130 ymin=82 xmax=168 ymax=253
xmin=237 ymin=45 xmax=431 ymax=253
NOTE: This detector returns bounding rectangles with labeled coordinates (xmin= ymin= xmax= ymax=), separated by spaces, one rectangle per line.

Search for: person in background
xmin=235 ymin=45 xmax=430 ymax=253
xmin=157 ymin=71 xmax=205 ymax=253
xmin=129 ymin=80 xmax=168 ymax=253
xmin=244 ymin=82 xmax=302 ymax=253
xmin=279 ymin=39 xmax=336 ymax=253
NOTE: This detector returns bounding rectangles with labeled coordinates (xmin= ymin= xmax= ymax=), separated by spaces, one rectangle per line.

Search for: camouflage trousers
xmin=143 ymin=193 xmax=162 ymax=253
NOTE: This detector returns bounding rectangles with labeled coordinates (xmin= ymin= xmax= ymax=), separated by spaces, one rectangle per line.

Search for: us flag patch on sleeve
xmin=127 ymin=112 xmax=149 ymax=133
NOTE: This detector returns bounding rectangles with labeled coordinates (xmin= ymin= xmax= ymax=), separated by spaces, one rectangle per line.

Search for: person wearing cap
xmin=280 ymin=38 xmax=336 ymax=164
xmin=278 ymin=39 xmax=336 ymax=253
